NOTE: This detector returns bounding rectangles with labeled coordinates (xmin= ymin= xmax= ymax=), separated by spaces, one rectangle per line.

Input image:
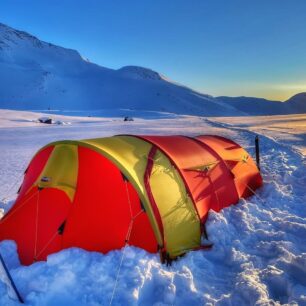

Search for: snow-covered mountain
xmin=1 ymin=22 xmax=305 ymax=116
xmin=285 ymin=92 xmax=306 ymax=112
xmin=0 ymin=23 xmax=242 ymax=116
xmin=216 ymin=94 xmax=306 ymax=115
xmin=215 ymin=96 xmax=288 ymax=115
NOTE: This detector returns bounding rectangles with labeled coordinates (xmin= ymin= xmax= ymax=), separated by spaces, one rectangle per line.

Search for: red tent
xmin=0 ymin=135 xmax=262 ymax=265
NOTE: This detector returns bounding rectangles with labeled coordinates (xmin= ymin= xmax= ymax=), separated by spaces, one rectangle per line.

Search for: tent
xmin=0 ymin=135 xmax=262 ymax=265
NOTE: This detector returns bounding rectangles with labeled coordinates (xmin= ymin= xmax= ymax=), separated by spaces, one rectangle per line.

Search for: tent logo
xmin=41 ymin=176 xmax=51 ymax=183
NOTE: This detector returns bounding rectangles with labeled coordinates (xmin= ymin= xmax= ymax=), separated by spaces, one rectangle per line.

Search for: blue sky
xmin=1 ymin=0 xmax=306 ymax=100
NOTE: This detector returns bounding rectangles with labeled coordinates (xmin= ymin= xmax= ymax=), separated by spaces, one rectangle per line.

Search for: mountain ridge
xmin=0 ymin=22 xmax=305 ymax=116
xmin=0 ymin=22 xmax=243 ymax=116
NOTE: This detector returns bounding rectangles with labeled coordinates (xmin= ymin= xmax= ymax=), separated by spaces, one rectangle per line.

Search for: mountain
xmin=285 ymin=92 xmax=306 ymax=112
xmin=0 ymin=23 xmax=242 ymax=116
xmin=215 ymin=96 xmax=288 ymax=115
xmin=216 ymin=94 xmax=306 ymax=116
xmin=0 ymin=22 xmax=305 ymax=116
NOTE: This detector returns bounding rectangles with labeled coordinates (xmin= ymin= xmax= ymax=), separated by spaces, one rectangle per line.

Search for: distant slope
xmin=216 ymin=94 xmax=306 ymax=115
xmin=215 ymin=96 xmax=287 ymax=115
xmin=285 ymin=92 xmax=306 ymax=113
xmin=0 ymin=23 xmax=241 ymax=116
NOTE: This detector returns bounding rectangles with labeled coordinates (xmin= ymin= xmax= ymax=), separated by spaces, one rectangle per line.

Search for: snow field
xmin=0 ymin=111 xmax=305 ymax=305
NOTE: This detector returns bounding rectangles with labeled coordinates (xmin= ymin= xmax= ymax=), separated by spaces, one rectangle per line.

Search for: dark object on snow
xmin=0 ymin=251 xmax=24 ymax=303
xmin=255 ymin=135 xmax=260 ymax=171
xmin=123 ymin=116 xmax=134 ymax=122
xmin=38 ymin=117 xmax=52 ymax=124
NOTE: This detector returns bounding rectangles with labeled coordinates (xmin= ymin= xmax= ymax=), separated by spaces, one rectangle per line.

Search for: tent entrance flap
xmin=62 ymin=146 xmax=158 ymax=254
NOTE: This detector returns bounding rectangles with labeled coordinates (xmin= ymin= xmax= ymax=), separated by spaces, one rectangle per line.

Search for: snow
xmin=1 ymin=19 xmax=306 ymax=306
xmin=0 ymin=109 xmax=306 ymax=305
xmin=211 ymin=114 xmax=306 ymax=157
xmin=0 ymin=23 xmax=242 ymax=117
xmin=117 ymin=66 xmax=166 ymax=81
xmin=2 ymin=22 xmax=306 ymax=116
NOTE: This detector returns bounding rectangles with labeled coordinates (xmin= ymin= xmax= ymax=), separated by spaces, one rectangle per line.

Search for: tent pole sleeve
xmin=144 ymin=146 xmax=165 ymax=247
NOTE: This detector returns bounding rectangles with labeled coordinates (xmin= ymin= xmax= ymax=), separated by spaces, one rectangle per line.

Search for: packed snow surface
xmin=213 ymin=114 xmax=306 ymax=157
xmin=0 ymin=110 xmax=306 ymax=305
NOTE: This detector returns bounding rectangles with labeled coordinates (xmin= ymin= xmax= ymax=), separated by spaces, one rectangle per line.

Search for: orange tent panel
xmin=138 ymin=136 xmax=242 ymax=221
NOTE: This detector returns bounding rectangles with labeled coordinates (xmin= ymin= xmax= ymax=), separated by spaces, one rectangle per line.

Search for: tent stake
xmin=0 ymin=251 xmax=24 ymax=303
xmin=255 ymin=135 xmax=260 ymax=171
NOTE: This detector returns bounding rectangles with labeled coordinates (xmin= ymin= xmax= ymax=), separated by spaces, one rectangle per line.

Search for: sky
xmin=1 ymin=0 xmax=306 ymax=101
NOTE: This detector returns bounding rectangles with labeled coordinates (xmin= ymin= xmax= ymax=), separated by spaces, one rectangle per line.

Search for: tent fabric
xmin=0 ymin=135 xmax=262 ymax=265
xmin=137 ymin=135 xmax=239 ymax=220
